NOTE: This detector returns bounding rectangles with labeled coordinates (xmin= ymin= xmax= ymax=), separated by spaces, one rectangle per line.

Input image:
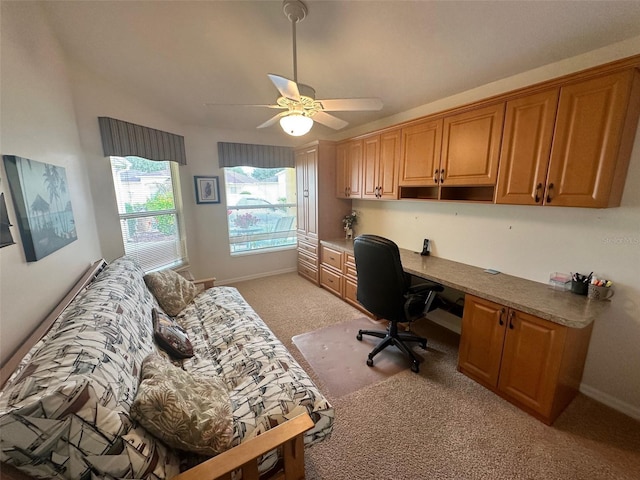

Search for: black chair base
xmin=356 ymin=321 xmax=427 ymax=373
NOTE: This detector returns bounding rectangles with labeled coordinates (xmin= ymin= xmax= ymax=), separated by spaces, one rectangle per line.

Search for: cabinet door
xmin=498 ymin=310 xmax=566 ymax=417
xmin=348 ymin=139 xmax=363 ymax=198
xmin=378 ymin=129 xmax=401 ymax=198
xmin=362 ymin=135 xmax=380 ymax=199
xmin=458 ymin=295 xmax=506 ymax=387
xmin=441 ymin=103 xmax=505 ymax=186
xmin=335 ymin=142 xmax=349 ymax=198
xmin=496 ymin=89 xmax=559 ymax=205
xmin=295 ymin=147 xmax=318 ymax=236
xmin=400 ymin=119 xmax=443 ymax=186
xmin=306 ymin=148 xmax=318 ymax=236
xmin=295 ymin=149 xmax=308 ymax=234
xmin=546 ymin=70 xmax=635 ymax=207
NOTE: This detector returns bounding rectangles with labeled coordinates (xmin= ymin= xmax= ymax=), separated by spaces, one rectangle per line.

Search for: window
xmin=223 ymin=167 xmax=297 ymax=254
xmin=110 ymin=156 xmax=187 ymax=271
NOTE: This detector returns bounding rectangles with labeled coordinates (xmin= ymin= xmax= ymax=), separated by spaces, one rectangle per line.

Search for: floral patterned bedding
xmin=0 ymin=256 xmax=334 ymax=479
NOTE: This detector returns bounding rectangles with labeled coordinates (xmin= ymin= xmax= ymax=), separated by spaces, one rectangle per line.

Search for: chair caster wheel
xmin=366 ymin=358 xmax=374 ymax=367
xmin=411 ymin=363 xmax=419 ymax=373
xmin=356 ymin=332 xmax=363 ymax=341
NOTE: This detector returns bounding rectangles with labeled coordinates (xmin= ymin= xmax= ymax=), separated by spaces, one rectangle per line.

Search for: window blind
xmin=99 ymin=117 xmax=187 ymax=165
xmin=217 ymin=142 xmax=294 ymax=168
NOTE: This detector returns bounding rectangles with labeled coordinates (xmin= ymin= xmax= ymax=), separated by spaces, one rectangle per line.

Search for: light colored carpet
xmin=292 ymin=316 xmax=412 ymax=398
xmin=230 ymin=272 xmax=640 ymax=480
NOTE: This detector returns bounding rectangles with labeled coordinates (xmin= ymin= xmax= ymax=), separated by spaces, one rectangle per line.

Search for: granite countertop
xmin=321 ymin=238 xmax=609 ymax=329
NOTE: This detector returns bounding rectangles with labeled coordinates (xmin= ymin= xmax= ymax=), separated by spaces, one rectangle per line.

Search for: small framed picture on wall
xmin=194 ymin=176 xmax=220 ymax=204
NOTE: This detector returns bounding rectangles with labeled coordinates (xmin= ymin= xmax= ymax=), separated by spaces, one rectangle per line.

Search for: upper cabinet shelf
xmin=337 ymin=56 xmax=640 ymax=208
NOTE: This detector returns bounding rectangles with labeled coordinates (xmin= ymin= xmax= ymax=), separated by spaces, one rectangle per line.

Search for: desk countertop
xmin=321 ymin=238 xmax=609 ymax=329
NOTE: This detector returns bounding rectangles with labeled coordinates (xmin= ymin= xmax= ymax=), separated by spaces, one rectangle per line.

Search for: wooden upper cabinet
xmin=335 ymin=142 xmax=348 ymax=199
xmin=496 ymin=89 xmax=560 ymax=205
xmin=336 ymin=139 xmax=363 ymax=199
xmin=441 ymin=103 xmax=505 ymax=186
xmin=362 ymin=135 xmax=380 ymax=199
xmin=399 ymin=118 xmax=443 ymax=186
xmin=546 ymin=69 xmax=640 ymax=207
xmin=379 ymin=129 xmax=401 ymax=198
xmin=363 ymin=129 xmax=401 ymax=199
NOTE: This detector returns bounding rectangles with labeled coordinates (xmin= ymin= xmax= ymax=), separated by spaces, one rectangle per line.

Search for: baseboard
xmin=579 ymin=383 xmax=640 ymax=420
xmin=218 ymin=267 xmax=298 ymax=285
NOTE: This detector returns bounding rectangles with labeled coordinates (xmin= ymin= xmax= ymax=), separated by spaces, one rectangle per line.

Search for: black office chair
xmin=354 ymin=234 xmax=444 ymax=373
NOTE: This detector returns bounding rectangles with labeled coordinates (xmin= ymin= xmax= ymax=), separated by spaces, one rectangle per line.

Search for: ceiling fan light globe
xmin=280 ymin=113 xmax=313 ymax=136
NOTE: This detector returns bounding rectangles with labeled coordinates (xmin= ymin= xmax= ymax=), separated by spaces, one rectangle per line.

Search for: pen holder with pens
xmin=571 ymin=280 xmax=589 ymax=296
xmin=570 ymin=272 xmax=592 ymax=296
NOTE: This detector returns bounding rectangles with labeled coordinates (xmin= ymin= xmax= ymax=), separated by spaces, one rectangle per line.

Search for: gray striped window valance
xmin=217 ymin=142 xmax=294 ymax=168
xmin=98 ymin=117 xmax=187 ymax=165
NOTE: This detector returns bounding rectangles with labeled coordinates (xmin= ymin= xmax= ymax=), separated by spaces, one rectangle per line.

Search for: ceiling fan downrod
xmin=283 ymin=0 xmax=307 ymax=83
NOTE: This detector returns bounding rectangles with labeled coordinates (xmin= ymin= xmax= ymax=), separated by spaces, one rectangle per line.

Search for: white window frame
xmin=223 ymin=167 xmax=297 ymax=255
xmin=110 ymin=156 xmax=188 ymax=272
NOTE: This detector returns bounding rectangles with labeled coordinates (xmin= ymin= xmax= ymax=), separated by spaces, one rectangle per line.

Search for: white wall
xmin=342 ymin=38 xmax=640 ymax=419
xmin=0 ymin=2 xmax=101 ymax=364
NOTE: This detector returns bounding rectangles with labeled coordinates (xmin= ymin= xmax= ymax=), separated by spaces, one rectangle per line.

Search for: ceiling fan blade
xmin=204 ymin=103 xmax=284 ymax=109
xmin=312 ymin=111 xmax=349 ymax=130
xmin=317 ymin=98 xmax=383 ymax=112
xmin=268 ymin=74 xmax=300 ymax=102
xmin=257 ymin=112 xmax=286 ymax=129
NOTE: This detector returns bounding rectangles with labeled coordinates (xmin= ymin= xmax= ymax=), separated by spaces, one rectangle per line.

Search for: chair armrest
xmin=173 ymin=412 xmax=314 ymax=480
xmin=193 ymin=277 xmax=216 ymax=290
xmin=407 ymin=282 xmax=443 ymax=295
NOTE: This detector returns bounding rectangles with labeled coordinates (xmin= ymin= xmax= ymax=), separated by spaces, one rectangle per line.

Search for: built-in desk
xmin=321 ymin=238 xmax=607 ymax=329
xmin=319 ymin=238 xmax=604 ymax=424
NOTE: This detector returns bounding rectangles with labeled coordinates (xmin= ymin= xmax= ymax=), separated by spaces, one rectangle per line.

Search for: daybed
xmin=0 ymin=256 xmax=333 ymax=480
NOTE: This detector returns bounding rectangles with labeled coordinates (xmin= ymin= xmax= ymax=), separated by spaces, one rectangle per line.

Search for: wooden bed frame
xmin=0 ymin=259 xmax=314 ymax=480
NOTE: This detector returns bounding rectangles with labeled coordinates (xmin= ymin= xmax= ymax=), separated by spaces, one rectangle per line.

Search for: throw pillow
xmin=131 ymin=354 xmax=233 ymax=456
xmin=144 ymin=269 xmax=199 ymax=316
xmin=152 ymin=308 xmax=194 ymax=359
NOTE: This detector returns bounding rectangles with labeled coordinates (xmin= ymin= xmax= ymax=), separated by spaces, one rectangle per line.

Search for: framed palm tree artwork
xmin=2 ymin=155 xmax=78 ymax=262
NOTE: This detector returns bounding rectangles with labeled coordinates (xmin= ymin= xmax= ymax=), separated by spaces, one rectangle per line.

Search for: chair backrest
xmin=353 ymin=234 xmax=409 ymax=323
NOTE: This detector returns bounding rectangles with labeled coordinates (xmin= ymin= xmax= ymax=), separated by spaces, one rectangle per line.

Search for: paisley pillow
xmin=131 ymin=354 xmax=233 ymax=456
xmin=144 ymin=269 xmax=199 ymax=316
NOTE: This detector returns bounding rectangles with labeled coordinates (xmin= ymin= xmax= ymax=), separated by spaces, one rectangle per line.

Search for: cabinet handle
xmin=440 ymin=169 xmax=445 ymax=184
xmin=508 ymin=310 xmax=515 ymax=330
xmin=499 ymin=307 xmax=505 ymax=326
xmin=546 ymin=183 xmax=554 ymax=203
xmin=434 ymin=169 xmax=439 ymax=184
xmin=534 ymin=183 xmax=543 ymax=203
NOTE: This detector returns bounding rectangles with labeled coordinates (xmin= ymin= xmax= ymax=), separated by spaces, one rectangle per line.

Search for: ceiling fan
xmin=207 ymin=0 xmax=383 ymax=136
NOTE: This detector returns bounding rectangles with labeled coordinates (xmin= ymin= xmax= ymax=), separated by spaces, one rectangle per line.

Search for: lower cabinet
xmin=298 ymin=235 xmax=319 ymax=284
xmin=319 ymin=244 xmax=369 ymax=314
xmin=458 ymin=294 xmax=593 ymax=424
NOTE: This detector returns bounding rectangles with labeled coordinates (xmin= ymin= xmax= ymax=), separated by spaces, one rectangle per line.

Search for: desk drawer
xmin=298 ymin=249 xmax=317 ymax=267
xmin=298 ymin=259 xmax=318 ymax=284
xmin=344 ymin=253 xmax=357 ymax=278
xmin=320 ymin=265 xmax=343 ymax=297
xmin=298 ymin=239 xmax=318 ymax=256
xmin=321 ymin=245 xmax=343 ymax=271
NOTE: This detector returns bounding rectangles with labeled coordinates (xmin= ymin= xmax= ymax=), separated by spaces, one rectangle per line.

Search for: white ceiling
xmin=40 ymin=0 xmax=640 ymax=138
